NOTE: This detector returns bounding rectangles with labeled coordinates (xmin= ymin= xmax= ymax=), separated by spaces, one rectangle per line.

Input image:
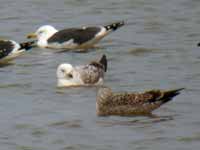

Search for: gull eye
xmin=61 ymin=69 xmax=65 ymax=73
xmin=67 ymin=73 xmax=73 ymax=78
xmin=38 ymin=31 xmax=44 ymax=34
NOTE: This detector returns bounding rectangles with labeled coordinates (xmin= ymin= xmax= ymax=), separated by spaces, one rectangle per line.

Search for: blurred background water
xmin=0 ymin=0 xmax=200 ymax=149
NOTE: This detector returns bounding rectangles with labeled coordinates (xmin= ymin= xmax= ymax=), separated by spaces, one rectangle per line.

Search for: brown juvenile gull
xmin=0 ymin=39 xmax=35 ymax=64
xmin=27 ymin=21 xmax=125 ymax=50
xmin=96 ymin=86 xmax=184 ymax=116
xmin=57 ymin=54 xmax=107 ymax=87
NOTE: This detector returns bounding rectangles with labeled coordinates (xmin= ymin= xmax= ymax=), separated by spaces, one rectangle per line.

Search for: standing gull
xmin=96 ymin=86 xmax=184 ymax=116
xmin=57 ymin=55 xmax=107 ymax=87
xmin=27 ymin=21 xmax=125 ymax=50
xmin=0 ymin=40 xmax=35 ymax=64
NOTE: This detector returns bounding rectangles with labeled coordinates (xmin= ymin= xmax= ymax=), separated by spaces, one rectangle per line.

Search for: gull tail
xmin=160 ymin=88 xmax=184 ymax=104
xmin=99 ymin=54 xmax=107 ymax=72
xmin=19 ymin=41 xmax=36 ymax=51
xmin=104 ymin=21 xmax=125 ymax=31
xmin=150 ymin=88 xmax=185 ymax=105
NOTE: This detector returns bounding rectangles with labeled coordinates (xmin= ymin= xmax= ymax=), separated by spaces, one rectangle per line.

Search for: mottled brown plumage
xmin=78 ymin=55 xmax=107 ymax=84
xmin=89 ymin=54 xmax=107 ymax=72
xmin=96 ymin=87 xmax=184 ymax=116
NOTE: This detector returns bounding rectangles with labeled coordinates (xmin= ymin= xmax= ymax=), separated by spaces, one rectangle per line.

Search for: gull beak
xmin=27 ymin=33 xmax=37 ymax=39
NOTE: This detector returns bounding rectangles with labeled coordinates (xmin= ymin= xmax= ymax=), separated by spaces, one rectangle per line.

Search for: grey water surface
xmin=0 ymin=0 xmax=200 ymax=149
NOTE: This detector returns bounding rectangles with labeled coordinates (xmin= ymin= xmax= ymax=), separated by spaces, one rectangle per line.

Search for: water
xmin=0 ymin=0 xmax=200 ymax=149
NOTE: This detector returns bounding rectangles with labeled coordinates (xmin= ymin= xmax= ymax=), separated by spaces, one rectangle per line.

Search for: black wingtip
xmin=19 ymin=41 xmax=36 ymax=51
xmin=99 ymin=54 xmax=107 ymax=72
xmin=161 ymin=88 xmax=184 ymax=104
xmin=197 ymin=42 xmax=200 ymax=47
xmin=104 ymin=21 xmax=125 ymax=31
xmin=166 ymin=88 xmax=185 ymax=95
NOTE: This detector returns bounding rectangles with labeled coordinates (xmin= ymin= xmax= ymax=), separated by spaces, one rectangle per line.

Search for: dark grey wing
xmin=0 ymin=40 xmax=14 ymax=59
xmin=77 ymin=64 xmax=104 ymax=84
xmin=47 ymin=27 xmax=101 ymax=44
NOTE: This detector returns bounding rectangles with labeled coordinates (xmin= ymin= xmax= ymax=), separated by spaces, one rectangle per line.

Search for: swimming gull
xmin=0 ymin=39 xmax=35 ymax=64
xmin=27 ymin=21 xmax=125 ymax=51
xmin=57 ymin=54 xmax=107 ymax=87
xmin=96 ymin=86 xmax=184 ymax=116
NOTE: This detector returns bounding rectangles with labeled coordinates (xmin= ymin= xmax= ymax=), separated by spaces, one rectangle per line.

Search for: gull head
xmin=27 ymin=25 xmax=58 ymax=47
xmin=57 ymin=63 xmax=79 ymax=87
xmin=97 ymin=86 xmax=113 ymax=105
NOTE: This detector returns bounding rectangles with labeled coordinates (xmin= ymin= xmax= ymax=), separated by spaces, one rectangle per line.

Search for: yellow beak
xmin=27 ymin=33 xmax=37 ymax=39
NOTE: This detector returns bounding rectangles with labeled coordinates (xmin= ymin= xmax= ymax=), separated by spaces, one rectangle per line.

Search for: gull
xmin=57 ymin=54 xmax=107 ymax=87
xmin=27 ymin=21 xmax=125 ymax=51
xmin=96 ymin=86 xmax=184 ymax=116
xmin=0 ymin=39 xmax=35 ymax=64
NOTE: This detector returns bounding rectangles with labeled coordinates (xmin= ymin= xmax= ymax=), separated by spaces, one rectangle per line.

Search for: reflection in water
xmin=96 ymin=115 xmax=174 ymax=127
xmin=15 ymin=145 xmax=47 ymax=150
xmin=129 ymin=47 xmax=159 ymax=56
xmin=177 ymin=133 xmax=200 ymax=143
xmin=49 ymin=120 xmax=82 ymax=128
xmin=0 ymin=83 xmax=32 ymax=89
xmin=0 ymin=62 xmax=13 ymax=68
xmin=62 ymin=144 xmax=97 ymax=150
